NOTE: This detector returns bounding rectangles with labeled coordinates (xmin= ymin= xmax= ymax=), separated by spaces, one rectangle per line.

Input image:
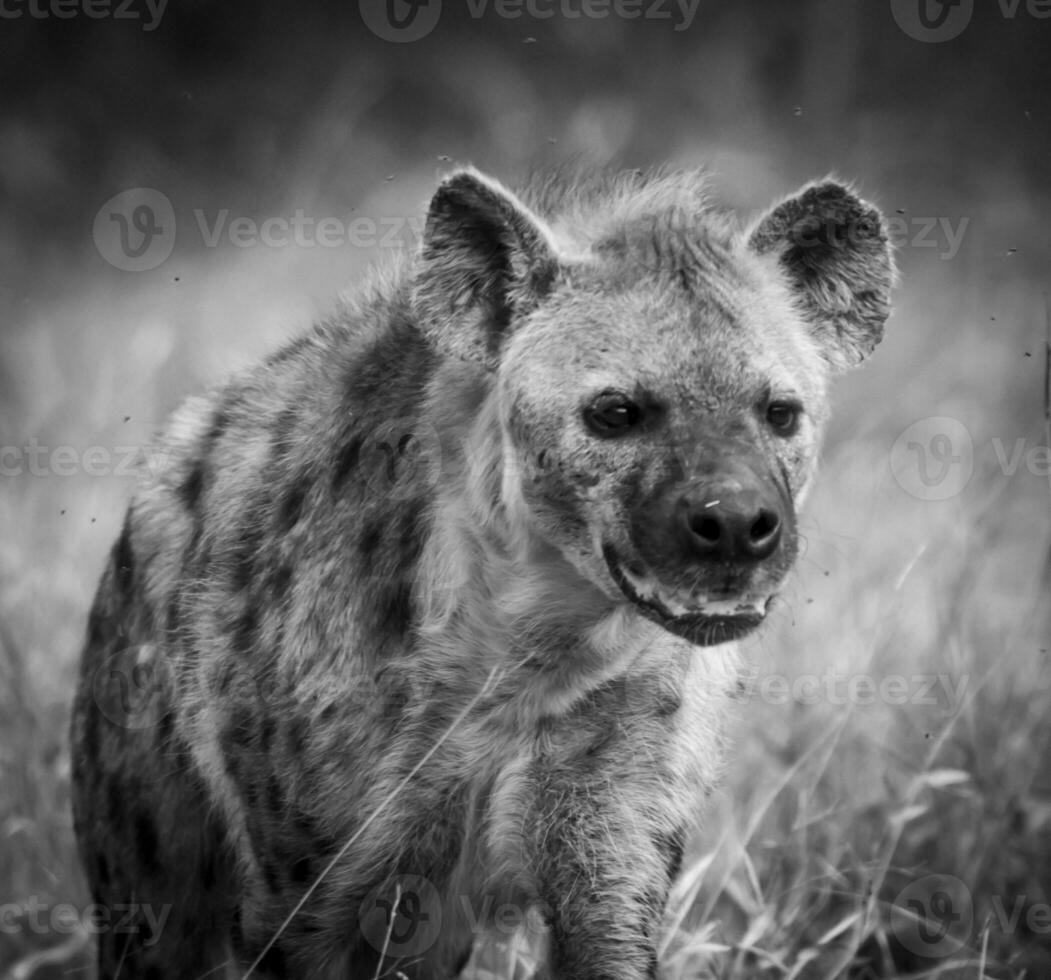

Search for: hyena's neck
xmin=416 ymin=363 xmax=665 ymax=719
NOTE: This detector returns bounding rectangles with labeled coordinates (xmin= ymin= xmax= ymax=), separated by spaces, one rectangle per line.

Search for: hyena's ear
xmin=747 ymin=181 xmax=895 ymax=371
xmin=412 ymin=169 xmax=560 ymax=369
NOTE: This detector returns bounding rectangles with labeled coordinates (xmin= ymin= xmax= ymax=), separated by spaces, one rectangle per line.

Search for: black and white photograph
xmin=1 ymin=2 xmax=1049 ymax=977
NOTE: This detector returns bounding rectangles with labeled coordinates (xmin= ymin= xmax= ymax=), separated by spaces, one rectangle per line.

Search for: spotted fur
xmin=71 ymin=165 xmax=893 ymax=979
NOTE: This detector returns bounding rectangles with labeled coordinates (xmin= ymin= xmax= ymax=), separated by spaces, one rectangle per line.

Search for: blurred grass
xmin=2 ymin=0 xmax=1050 ymax=977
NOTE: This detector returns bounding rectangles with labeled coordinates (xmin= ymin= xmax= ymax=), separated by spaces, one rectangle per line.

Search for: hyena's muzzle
xmin=604 ymin=438 xmax=796 ymax=646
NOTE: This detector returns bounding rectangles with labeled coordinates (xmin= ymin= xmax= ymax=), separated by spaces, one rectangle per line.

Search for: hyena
xmin=71 ymin=165 xmax=893 ymax=979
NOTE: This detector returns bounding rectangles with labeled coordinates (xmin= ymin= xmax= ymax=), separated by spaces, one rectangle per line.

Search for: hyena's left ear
xmin=412 ymin=168 xmax=560 ymax=369
xmin=747 ymin=181 xmax=895 ymax=371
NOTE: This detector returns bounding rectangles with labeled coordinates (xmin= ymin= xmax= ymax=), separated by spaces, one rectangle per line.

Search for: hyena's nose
xmin=683 ymin=489 xmax=782 ymax=562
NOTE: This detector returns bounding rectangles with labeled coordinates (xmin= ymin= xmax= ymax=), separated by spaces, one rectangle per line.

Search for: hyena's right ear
xmin=412 ymin=169 xmax=560 ymax=369
xmin=747 ymin=181 xmax=895 ymax=372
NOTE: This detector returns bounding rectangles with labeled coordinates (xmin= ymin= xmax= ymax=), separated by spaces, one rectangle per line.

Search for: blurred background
xmin=1 ymin=1 xmax=1049 ymax=977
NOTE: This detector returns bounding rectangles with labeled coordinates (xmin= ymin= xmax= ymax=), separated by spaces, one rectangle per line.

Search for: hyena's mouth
xmin=602 ymin=545 xmax=769 ymax=646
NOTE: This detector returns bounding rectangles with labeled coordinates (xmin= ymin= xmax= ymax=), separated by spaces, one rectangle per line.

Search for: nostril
xmin=749 ymin=509 xmax=780 ymax=543
xmin=689 ymin=514 xmax=722 ymax=543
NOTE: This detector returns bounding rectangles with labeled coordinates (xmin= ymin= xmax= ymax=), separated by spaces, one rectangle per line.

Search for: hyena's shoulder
xmin=122 ymin=278 xmax=441 ymax=672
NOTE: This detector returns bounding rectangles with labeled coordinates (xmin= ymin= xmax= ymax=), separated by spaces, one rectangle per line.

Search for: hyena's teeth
xmin=692 ymin=597 xmax=767 ymax=618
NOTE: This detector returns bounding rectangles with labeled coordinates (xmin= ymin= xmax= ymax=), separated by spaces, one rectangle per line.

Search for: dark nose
xmin=682 ymin=488 xmax=782 ymax=562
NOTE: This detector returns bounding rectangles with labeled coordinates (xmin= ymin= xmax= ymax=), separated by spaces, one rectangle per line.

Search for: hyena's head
xmin=413 ymin=168 xmax=894 ymax=645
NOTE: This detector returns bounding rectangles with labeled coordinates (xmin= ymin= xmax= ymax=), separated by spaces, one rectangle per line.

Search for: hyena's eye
xmin=583 ymin=392 xmax=644 ymax=438
xmin=765 ymin=400 xmax=802 ymax=437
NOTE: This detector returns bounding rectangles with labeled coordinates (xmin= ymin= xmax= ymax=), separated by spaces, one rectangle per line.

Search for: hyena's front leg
xmin=535 ymin=805 xmax=680 ymax=978
xmin=522 ymin=687 xmax=705 ymax=980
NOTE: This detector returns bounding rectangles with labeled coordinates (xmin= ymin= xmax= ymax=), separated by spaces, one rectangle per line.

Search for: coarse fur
xmin=70 ymin=164 xmax=894 ymax=979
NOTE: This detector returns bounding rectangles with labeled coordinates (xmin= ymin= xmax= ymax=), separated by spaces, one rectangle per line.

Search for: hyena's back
xmin=71 ymin=297 xmax=447 ymax=976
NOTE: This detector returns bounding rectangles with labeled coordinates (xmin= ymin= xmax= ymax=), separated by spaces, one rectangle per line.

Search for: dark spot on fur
xmin=226 ymin=703 xmax=256 ymax=749
xmin=290 ymin=856 xmax=312 ymax=884
xmin=654 ymin=688 xmax=682 ymax=717
xmin=215 ymin=661 xmax=236 ymax=697
xmin=94 ymin=853 xmax=111 ymax=890
xmin=262 ymin=859 xmax=282 ymax=892
xmin=260 ymin=716 xmax=276 ymax=752
xmin=134 ymin=811 xmax=162 ymax=875
xmin=178 ymin=461 xmax=205 ymax=512
xmin=268 ymin=562 xmax=294 ymax=601
xmin=286 ymin=716 xmax=307 ymax=756
xmin=82 ymin=701 xmax=101 ymax=762
xmin=223 ymin=750 xmax=241 ymax=784
xmin=86 ymin=606 xmax=109 ymax=653
xmin=266 ymin=775 xmax=284 ymax=816
xmin=174 ymin=743 xmax=194 ymax=774
xmin=206 ymin=407 xmax=231 ymax=448
xmin=141 ymin=965 xmax=164 ymax=980
xmin=331 ymin=433 xmax=363 ymax=492
xmin=290 ymin=807 xmax=339 ymax=855
xmin=232 ymin=604 xmax=259 ymax=658
xmin=398 ymin=498 xmax=427 ymax=555
xmin=270 ymin=405 xmax=300 ymax=459
xmin=278 ymin=476 xmax=310 ymax=530
xmin=201 ymin=849 xmax=219 ymax=891
xmin=583 ymin=728 xmax=617 ymax=761
xmin=256 ymin=943 xmax=287 ymax=974
xmin=106 ymin=779 xmax=124 ymax=829
xmin=156 ymin=709 xmax=174 ymax=745
xmin=376 ymin=581 xmax=414 ymax=635
xmin=358 ymin=517 xmax=385 ymax=558
xmin=113 ymin=512 xmax=135 ymax=595
xmin=178 ymin=404 xmax=233 ymax=515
